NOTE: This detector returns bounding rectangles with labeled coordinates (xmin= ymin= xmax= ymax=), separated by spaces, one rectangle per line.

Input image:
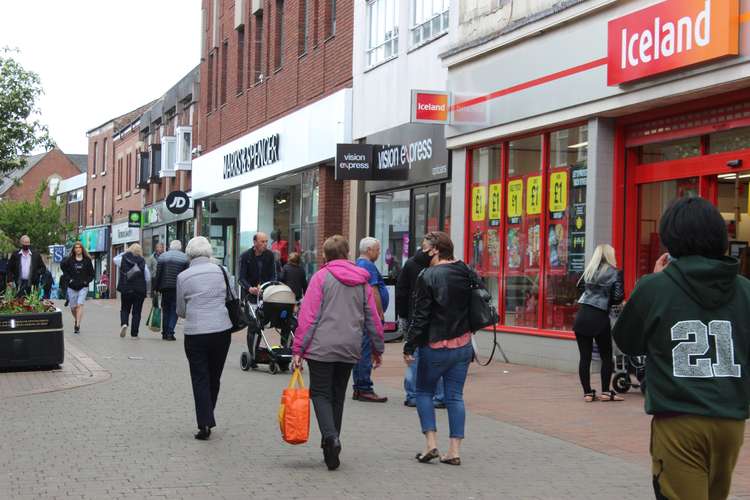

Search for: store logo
xmin=166 ymin=191 xmax=191 ymax=215
xmin=339 ymin=152 xmax=369 ymax=170
xmin=608 ymin=0 xmax=740 ymax=86
xmin=223 ymin=134 xmax=280 ymax=179
xmin=128 ymin=210 xmax=141 ymax=228
xmin=412 ymin=91 xmax=450 ymax=124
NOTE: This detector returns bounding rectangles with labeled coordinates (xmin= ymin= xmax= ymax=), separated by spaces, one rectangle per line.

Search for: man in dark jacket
xmin=239 ymin=232 xmax=276 ymax=304
xmin=397 ymin=248 xmax=445 ymax=408
xmin=154 ymin=240 xmax=189 ymax=341
xmin=613 ymin=197 xmax=749 ymax=500
xmin=7 ymin=235 xmax=46 ymax=297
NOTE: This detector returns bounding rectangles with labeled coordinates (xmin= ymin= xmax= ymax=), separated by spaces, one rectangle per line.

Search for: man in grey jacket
xmin=155 ymin=240 xmax=189 ymax=341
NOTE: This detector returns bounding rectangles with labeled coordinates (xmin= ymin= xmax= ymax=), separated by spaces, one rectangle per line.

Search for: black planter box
xmin=0 ymin=310 xmax=64 ymax=369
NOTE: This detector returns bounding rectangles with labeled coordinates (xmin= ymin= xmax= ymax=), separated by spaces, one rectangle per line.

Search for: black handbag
xmin=217 ymin=265 xmax=248 ymax=333
xmin=465 ymin=264 xmax=499 ymax=332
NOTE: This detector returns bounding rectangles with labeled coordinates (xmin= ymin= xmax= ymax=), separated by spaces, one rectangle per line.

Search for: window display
xmin=468 ymin=125 xmax=589 ymax=334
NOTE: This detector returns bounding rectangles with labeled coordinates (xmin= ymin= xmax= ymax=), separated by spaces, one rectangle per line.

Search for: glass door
xmin=412 ymin=185 xmax=442 ymax=253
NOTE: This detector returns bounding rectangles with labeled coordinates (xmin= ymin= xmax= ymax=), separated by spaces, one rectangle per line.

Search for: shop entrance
xmin=625 ymin=125 xmax=750 ymax=289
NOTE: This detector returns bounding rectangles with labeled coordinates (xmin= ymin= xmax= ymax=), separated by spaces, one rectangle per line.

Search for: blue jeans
xmin=161 ymin=290 xmax=178 ymax=337
xmin=415 ymin=343 xmax=473 ymax=439
xmin=405 ymin=349 xmax=445 ymax=404
xmin=352 ymin=333 xmax=374 ymax=393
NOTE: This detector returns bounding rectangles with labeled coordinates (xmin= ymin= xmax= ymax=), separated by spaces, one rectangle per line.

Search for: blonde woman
xmin=574 ymin=244 xmax=624 ymax=402
xmin=114 ymin=243 xmax=150 ymax=338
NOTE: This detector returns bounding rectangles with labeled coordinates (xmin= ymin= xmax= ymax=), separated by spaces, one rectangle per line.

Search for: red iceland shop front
xmin=615 ymin=92 xmax=750 ymax=294
xmin=467 ymin=124 xmax=589 ymax=339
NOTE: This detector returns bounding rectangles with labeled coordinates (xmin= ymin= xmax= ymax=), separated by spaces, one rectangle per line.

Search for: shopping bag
xmin=278 ymin=368 xmax=310 ymax=445
xmin=146 ymin=306 xmax=162 ymax=332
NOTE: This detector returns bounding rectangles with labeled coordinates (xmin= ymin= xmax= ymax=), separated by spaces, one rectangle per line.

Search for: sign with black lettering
xmin=166 ymin=191 xmax=191 ymax=215
xmin=223 ymin=134 xmax=280 ymax=179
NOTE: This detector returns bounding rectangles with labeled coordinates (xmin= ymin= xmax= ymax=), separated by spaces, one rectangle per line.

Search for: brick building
xmin=135 ymin=66 xmax=199 ymax=258
xmin=83 ymin=104 xmax=153 ymax=282
xmin=192 ymin=0 xmax=354 ymax=280
xmin=0 ymin=148 xmax=86 ymax=205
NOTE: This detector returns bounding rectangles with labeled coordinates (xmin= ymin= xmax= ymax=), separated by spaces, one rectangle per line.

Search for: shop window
xmin=469 ymin=146 xmax=501 ymax=307
xmin=544 ymin=125 xmax=588 ymax=331
xmin=709 ymin=126 xmax=750 ymax=154
xmin=444 ymin=182 xmax=452 ymax=234
xmin=411 ymin=0 xmax=448 ymax=47
xmin=367 ymin=0 xmax=399 ymax=68
xmin=373 ymin=190 xmax=410 ymax=280
xmin=640 ymin=137 xmax=700 ymax=164
xmin=504 ymin=136 xmax=542 ymax=328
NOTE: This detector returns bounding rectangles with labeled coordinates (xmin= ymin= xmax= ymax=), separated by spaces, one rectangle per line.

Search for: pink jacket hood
xmin=325 ymin=260 xmax=371 ymax=286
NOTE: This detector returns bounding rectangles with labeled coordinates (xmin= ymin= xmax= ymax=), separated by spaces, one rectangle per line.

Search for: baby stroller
xmin=240 ymin=281 xmax=298 ymax=374
xmin=612 ymin=351 xmax=647 ymax=394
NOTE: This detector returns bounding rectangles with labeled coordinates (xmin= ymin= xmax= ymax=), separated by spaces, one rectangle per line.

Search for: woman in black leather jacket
xmin=404 ymin=231 xmax=473 ymax=466
xmin=574 ymin=243 xmax=624 ymax=402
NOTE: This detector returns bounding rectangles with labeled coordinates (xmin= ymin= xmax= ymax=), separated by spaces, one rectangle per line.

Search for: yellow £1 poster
xmin=488 ymin=184 xmax=502 ymax=220
xmin=507 ymin=180 xmax=523 ymax=219
xmin=549 ymin=171 xmax=569 ymax=213
xmin=526 ymin=176 xmax=542 ymax=215
xmin=471 ymin=186 xmax=487 ymax=222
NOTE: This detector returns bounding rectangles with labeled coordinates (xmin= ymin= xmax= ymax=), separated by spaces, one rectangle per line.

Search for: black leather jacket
xmin=404 ymin=261 xmax=472 ymax=355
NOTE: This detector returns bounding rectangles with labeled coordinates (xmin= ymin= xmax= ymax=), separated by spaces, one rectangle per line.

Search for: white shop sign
xmin=111 ymin=222 xmax=141 ymax=245
xmin=192 ymin=88 xmax=353 ymax=199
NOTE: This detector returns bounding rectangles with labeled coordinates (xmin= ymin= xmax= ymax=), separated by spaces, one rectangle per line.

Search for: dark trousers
xmin=161 ymin=290 xmax=177 ymax=337
xmin=575 ymin=332 xmax=614 ymax=394
xmin=184 ymin=332 xmax=232 ymax=429
xmin=307 ymin=359 xmax=354 ymax=440
xmin=120 ymin=291 xmax=146 ymax=336
xmin=17 ymin=279 xmax=31 ymax=297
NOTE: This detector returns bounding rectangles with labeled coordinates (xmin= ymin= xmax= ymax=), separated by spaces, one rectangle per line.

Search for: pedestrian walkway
xmin=0 ymin=300 xmax=745 ymax=499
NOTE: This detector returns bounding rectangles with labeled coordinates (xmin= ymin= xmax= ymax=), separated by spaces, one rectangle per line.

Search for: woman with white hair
xmin=176 ymin=236 xmax=233 ymax=440
xmin=114 ymin=243 xmax=149 ymax=338
xmin=574 ymin=244 xmax=625 ymax=402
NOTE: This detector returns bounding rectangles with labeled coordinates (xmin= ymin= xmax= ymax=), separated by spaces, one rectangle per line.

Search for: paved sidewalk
xmin=0 ymin=300 xmax=745 ymax=499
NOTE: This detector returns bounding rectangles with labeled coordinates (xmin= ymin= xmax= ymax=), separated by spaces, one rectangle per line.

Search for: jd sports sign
xmin=166 ymin=191 xmax=191 ymax=215
xmin=223 ymin=134 xmax=280 ymax=179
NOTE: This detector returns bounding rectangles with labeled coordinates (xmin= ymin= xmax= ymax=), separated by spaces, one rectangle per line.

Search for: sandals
xmin=583 ymin=390 xmax=596 ymax=403
xmin=415 ymin=448 xmax=439 ymax=463
xmin=598 ymin=391 xmax=624 ymax=402
xmin=440 ymin=456 xmax=461 ymax=466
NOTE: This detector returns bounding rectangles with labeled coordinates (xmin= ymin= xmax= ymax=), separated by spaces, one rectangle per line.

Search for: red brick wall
xmin=198 ymin=0 xmax=353 ymax=155
xmin=3 ymin=148 xmax=82 ymax=204
xmin=316 ymin=164 xmax=343 ymax=267
xmin=113 ymin=127 xmax=145 ymax=219
xmin=86 ymin=127 xmax=115 ymax=227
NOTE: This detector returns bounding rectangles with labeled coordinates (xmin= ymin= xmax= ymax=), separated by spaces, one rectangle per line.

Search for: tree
xmin=0 ymin=181 xmax=71 ymax=251
xmin=0 ymin=47 xmax=54 ymax=177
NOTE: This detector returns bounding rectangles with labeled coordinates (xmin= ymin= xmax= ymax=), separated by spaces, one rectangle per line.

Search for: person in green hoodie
xmin=613 ymin=197 xmax=749 ymax=500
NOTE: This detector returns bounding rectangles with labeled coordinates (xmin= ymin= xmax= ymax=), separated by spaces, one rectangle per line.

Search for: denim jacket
xmin=578 ymin=265 xmax=624 ymax=312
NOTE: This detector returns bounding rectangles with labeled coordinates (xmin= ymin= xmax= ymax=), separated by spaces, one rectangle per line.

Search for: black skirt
xmin=573 ymin=304 xmax=610 ymax=338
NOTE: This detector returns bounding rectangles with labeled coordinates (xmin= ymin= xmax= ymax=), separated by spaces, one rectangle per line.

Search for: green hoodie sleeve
xmin=612 ymin=274 xmax=659 ymax=356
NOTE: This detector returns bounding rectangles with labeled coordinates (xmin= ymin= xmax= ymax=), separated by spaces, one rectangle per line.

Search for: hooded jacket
xmin=613 ymin=256 xmax=750 ymax=420
xmin=293 ymin=260 xmax=384 ymax=363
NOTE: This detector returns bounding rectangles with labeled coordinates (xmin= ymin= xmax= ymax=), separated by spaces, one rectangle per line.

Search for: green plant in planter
xmin=0 ymin=286 xmax=56 ymax=315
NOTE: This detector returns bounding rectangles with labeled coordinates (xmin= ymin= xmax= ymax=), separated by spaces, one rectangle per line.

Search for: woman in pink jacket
xmin=292 ymin=235 xmax=384 ymax=471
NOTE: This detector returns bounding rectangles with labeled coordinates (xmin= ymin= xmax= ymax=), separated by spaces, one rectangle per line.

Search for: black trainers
xmin=323 ymin=436 xmax=341 ymax=470
xmin=74 ymin=325 xmax=80 ymax=334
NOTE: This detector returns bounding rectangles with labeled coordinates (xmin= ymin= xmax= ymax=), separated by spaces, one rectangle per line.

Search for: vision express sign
xmin=335 ymin=143 xmax=410 ymax=181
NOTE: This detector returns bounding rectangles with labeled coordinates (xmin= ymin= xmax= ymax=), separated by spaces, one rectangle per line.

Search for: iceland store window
xmin=468 ymin=125 xmax=588 ymax=334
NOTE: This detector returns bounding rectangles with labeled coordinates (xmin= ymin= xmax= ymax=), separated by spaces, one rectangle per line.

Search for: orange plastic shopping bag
xmin=278 ymin=368 xmax=310 ymax=445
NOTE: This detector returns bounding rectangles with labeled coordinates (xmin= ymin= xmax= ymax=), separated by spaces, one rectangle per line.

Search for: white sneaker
xmin=120 ymin=325 xmax=127 ymax=338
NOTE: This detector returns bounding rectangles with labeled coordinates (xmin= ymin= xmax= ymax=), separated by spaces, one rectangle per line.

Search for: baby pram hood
xmin=261 ymin=282 xmax=297 ymax=304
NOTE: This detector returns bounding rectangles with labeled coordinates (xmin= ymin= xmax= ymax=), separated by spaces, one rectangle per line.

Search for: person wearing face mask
xmin=397 ymin=248 xmax=445 ymax=408
xmin=7 ymin=235 xmax=46 ymax=297
xmin=404 ymin=231 xmax=474 ymax=466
